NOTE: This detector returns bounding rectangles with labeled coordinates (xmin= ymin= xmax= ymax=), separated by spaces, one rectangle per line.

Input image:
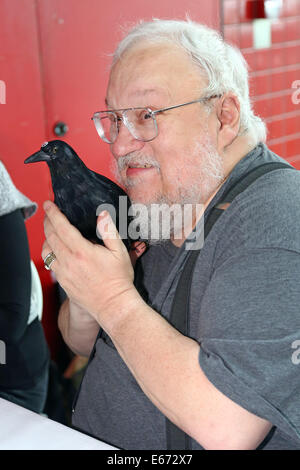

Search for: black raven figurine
xmin=24 ymin=140 xmax=132 ymax=250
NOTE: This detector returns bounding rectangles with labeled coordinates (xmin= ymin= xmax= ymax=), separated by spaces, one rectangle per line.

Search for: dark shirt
xmin=0 ymin=209 xmax=49 ymax=389
xmin=72 ymin=144 xmax=300 ymax=449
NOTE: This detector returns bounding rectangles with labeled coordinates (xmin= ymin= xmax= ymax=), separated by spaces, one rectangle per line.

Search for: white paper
xmin=0 ymin=398 xmax=118 ymax=450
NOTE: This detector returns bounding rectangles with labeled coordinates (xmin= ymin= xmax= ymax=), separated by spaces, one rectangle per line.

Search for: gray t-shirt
xmin=72 ymin=143 xmax=300 ymax=450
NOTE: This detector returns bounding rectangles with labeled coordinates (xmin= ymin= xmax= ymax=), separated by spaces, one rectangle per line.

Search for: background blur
xmin=0 ymin=0 xmax=299 ymax=361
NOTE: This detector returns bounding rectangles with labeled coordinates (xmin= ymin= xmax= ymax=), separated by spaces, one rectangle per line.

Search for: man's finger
xmin=43 ymin=200 xmax=89 ymax=250
xmin=129 ymin=241 xmax=147 ymax=267
xmin=96 ymin=210 xmax=125 ymax=253
xmin=41 ymin=240 xmax=52 ymax=259
xmin=42 ymin=223 xmax=71 ymax=264
xmin=131 ymin=241 xmax=147 ymax=254
xmin=44 ymin=214 xmax=72 ymax=257
xmin=41 ymin=240 xmax=58 ymax=271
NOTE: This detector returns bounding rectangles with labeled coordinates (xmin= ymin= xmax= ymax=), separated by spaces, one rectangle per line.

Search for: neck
xmin=170 ymin=179 xmax=225 ymax=247
xmin=171 ymin=135 xmax=259 ymax=247
xmin=222 ymin=134 xmax=258 ymax=180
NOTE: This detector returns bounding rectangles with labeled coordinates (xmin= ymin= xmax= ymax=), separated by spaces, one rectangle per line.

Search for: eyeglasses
xmin=91 ymin=95 xmax=220 ymax=144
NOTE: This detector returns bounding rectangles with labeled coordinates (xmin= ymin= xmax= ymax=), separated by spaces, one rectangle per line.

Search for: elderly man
xmin=42 ymin=20 xmax=300 ymax=450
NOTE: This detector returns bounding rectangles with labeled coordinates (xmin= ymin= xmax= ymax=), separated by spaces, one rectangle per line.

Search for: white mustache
xmin=117 ymin=152 xmax=160 ymax=173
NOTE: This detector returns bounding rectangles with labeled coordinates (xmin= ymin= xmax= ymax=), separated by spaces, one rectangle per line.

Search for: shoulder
xmin=231 ymin=166 xmax=300 ymax=251
xmin=209 ymin=165 xmax=300 ymax=262
xmin=238 ymin=164 xmax=300 ymax=205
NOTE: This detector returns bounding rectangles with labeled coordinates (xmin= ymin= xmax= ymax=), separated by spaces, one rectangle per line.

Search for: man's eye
xmin=108 ymin=114 xmax=119 ymax=123
xmin=104 ymin=114 xmax=115 ymax=123
xmin=144 ymin=111 xmax=152 ymax=120
xmin=138 ymin=110 xmax=152 ymax=121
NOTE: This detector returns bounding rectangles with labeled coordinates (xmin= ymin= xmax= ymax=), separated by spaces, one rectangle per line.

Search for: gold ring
xmin=44 ymin=251 xmax=56 ymax=270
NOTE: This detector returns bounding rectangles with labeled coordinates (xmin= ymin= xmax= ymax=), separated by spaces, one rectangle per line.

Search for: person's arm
xmin=43 ymin=204 xmax=274 ymax=450
xmin=101 ymin=294 xmax=273 ymax=450
xmin=58 ymin=298 xmax=100 ymax=357
xmin=57 ymin=241 xmax=146 ymax=357
xmin=0 ymin=209 xmax=31 ymax=343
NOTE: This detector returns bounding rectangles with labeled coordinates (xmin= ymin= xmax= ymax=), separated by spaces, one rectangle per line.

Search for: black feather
xmin=24 ymin=140 xmax=132 ymax=250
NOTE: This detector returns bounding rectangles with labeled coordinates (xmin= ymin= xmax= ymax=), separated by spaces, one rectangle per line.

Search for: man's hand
xmin=42 ymin=200 xmax=142 ymax=331
xmin=42 ymin=201 xmax=273 ymax=450
xmin=129 ymin=241 xmax=147 ymax=267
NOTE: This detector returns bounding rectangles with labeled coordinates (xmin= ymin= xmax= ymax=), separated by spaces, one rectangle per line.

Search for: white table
xmin=0 ymin=398 xmax=118 ymax=450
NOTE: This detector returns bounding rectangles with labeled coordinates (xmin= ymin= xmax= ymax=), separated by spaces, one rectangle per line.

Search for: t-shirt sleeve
xmin=198 ymin=246 xmax=300 ymax=445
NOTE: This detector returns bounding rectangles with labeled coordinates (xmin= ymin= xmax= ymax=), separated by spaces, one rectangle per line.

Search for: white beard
xmin=111 ymin=133 xmax=225 ymax=245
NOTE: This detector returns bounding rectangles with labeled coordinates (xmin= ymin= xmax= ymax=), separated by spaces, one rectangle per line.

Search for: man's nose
xmin=111 ymin=120 xmax=145 ymax=159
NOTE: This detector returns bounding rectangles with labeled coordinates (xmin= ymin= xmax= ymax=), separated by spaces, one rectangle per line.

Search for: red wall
xmin=0 ymin=0 xmax=61 ymax=356
xmin=223 ymin=0 xmax=300 ymax=168
xmin=0 ymin=0 xmax=220 ymax=358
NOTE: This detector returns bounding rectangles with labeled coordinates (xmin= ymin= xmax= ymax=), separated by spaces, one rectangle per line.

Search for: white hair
xmin=112 ymin=19 xmax=266 ymax=144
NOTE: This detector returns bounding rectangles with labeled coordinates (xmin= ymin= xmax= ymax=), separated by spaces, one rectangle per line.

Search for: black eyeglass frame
xmin=91 ymin=94 xmax=221 ymax=144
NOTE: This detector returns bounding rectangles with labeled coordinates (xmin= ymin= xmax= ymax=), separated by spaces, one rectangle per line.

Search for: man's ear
xmin=216 ymin=93 xmax=241 ymax=149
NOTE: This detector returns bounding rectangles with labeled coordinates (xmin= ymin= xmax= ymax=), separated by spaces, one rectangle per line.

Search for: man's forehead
xmin=106 ymin=44 xmax=202 ymax=108
xmin=105 ymin=87 xmax=170 ymax=108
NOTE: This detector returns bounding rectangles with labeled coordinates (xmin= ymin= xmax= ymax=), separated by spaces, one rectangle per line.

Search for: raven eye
xmin=53 ymin=146 xmax=57 ymax=154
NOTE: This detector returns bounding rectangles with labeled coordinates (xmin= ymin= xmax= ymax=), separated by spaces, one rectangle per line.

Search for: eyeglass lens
xmin=95 ymin=109 xmax=157 ymax=143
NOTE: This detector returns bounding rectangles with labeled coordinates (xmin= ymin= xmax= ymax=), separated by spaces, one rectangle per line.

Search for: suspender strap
xmin=166 ymin=247 xmax=200 ymax=450
xmin=166 ymin=161 xmax=293 ymax=450
xmin=218 ymin=162 xmax=292 ymax=203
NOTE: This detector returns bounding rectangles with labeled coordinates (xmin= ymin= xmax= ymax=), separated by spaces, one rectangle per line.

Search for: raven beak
xmin=24 ymin=150 xmax=51 ymax=164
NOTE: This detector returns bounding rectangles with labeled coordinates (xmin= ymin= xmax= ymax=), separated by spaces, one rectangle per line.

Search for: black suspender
xmin=166 ymin=162 xmax=294 ymax=450
xmin=71 ymin=161 xmax=294 ymax=449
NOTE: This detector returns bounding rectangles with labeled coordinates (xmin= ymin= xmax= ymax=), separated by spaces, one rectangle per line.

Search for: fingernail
xmin=99 ymin=210 xmax=110 ymax=219
xmin=43 ymin=201 xmax=51 ymax=211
